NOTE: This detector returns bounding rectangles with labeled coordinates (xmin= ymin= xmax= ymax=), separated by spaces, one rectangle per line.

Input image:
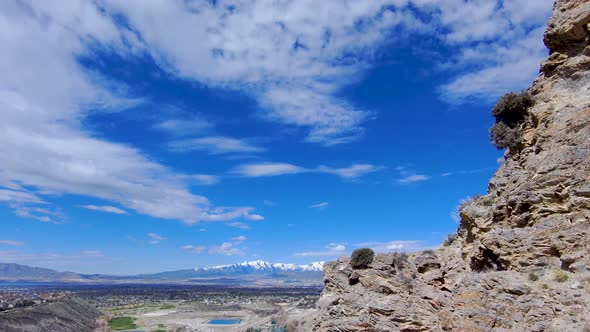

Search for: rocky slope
xmin=311 ymin=0 xmax=590 ymax=331
xmin=0 ymin=297 xmax=107 ymax=332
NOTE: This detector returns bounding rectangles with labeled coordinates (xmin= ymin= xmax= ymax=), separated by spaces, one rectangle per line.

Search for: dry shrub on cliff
xmin=350 ymin=248 xmax=375 ymax=269
xmin=490 ymin=91 xmax=533 ymax=150
xmin=443 ymin=233 xmax=457 ymax=246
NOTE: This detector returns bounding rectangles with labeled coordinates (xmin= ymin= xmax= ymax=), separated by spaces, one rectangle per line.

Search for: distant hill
xmin=0 ymin=261 xmax=324 ymax=286
xmin=0 ymin=263 xmax=82 ymax=282
xmin=0 ymin=297 xmax=105 ymax=332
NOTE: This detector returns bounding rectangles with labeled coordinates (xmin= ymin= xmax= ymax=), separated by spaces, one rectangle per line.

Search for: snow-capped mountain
xmin=198 ymin=260 xmax=324 ymax=273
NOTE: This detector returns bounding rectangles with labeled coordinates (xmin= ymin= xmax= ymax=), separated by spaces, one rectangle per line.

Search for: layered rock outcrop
xmin=0 ymin=297 xmax=107 ymax=332
xmin=312 ymin=0 xmax=590 ymax=331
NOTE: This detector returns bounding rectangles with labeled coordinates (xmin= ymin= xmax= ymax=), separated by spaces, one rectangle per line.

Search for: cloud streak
xmin=81 ymin=205 xmax=128 ymax=215
xmin=234 ymin=162 xmax=381 ymax=179
xmin=294 ymin=243 xmax=346 ymax=257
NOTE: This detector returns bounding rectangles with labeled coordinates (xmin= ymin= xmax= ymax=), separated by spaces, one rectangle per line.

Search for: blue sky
xmin=0 ymin=0 xmax=553 ymax=274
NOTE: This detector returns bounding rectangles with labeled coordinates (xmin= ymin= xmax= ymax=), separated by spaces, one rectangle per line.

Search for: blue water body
xmin=208 ymin=319 xmax=242 ymax=325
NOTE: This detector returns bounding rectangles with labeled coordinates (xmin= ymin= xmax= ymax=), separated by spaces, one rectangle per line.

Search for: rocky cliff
xmin=312 ymin=0 xmax=590 ymax=331
xmin=0 ymin=297 xmax=108 ymax=332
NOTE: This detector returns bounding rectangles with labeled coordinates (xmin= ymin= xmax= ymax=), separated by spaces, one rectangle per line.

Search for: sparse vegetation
xmin=350 ymin=248 xmax=375 ymax=269
xmin=159 ymin=304 xmax=175 ymax=310
xmin=528 ymin=272 xmax=539 ymax=282
xmin=489 ymin=91 xmax=533 ymax=150
xmin=542 ymin=283 xmax=550 ymax=289
xmin=554 ymin=270 xmax=570 ymax=282
xmin=392 ymin=252 xmax=409 ymax=269
xmin=443 ymin=233 xmax=458 ymax=246
xmin=109 ymin=317 xmax=137 ymax=330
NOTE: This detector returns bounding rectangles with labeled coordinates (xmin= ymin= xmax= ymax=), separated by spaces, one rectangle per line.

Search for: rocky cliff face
xmin=311 ymin=1 xmax=590 ymax=331
xmin=0 ymin=297 xmax=107 ymax=332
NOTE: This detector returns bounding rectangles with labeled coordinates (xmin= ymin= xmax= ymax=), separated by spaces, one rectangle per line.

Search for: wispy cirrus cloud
xmin=154 ymin=116 xmax=213 ymax=137
xmin=225 ymin=222 xmax=250 ymax=229
xmin=294 ymin=243 xmax=346 ymax=257
xmin=169 ymin=136 xmax=264 ymax=155
xmin=0 ymin=240 xmax=25 ymax=246
xmin=310 ymin=202 xmax=329 ymax=209
xmin=233 ymin=162 xmax=381 ymax=179
xmin=233 ymin=163 xmax=306 ymax=177
xmin=397 ymin=174 xmax=430 ymax=185
xmin=356 ymin=240 xmax=426 ymax=252
xmin=182 ymin=236 xmax=247 ymax=256
xmin=80 ymin=205 xmax=128 ymax=215
xmin=148 ymin=233 xmax=166 ymax=245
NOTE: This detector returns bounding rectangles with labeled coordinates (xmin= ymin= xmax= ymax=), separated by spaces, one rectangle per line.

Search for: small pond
xmin=208 ymin=319 xmax=242 ymax=325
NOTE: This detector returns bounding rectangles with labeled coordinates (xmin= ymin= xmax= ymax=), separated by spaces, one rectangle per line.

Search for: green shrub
xmin=528 ymin=272 xmax=539 ymax=282
xmin=554 ymin=270 xmax=570 ymax=282
xmin=350 ymin=248 xmax=375 ymax=269
xmin=489 ymin=91 xmax=533 ymax=150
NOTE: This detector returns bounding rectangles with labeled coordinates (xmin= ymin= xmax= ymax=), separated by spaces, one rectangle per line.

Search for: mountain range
xmin=0 ymin=261 xmax=324 ymax=286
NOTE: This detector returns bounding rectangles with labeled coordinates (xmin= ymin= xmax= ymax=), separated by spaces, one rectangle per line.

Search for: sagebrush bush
xmin=489 ymin=91 xmax=533 ymax=150
xmin=443 ymin=233 xmax=458 ymax=246
xmin=490 ymin=122 xmax=523 ymax=150
xmin=392 ymin=252 xmax=409 ymax=269
xmin=491 ymin=91 xmax=533 ymax=125
xmin=528 ymin=272 xmax=539 ymax=282
xmin=554 ymin=270 xmax=570 ymax=282
xmin=350 ymin=248 xmax=375 ymax=269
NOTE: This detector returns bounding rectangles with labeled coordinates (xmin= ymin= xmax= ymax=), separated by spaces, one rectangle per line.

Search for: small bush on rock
xmin=528 ymin=272 xmax=539 ymax=282
xmin=490 ymin=122 xmax=523 ymax=150
xmin=554 ymin=270 xmax=570 ymax=282
xmin=443 ymin=233 xmax=458 ymax=246
xmin=489 ymin=91 xmax=533 ymax=150
xmin=392 ymin=252 xmax=409 ymax=269
xmin=491 ymin=91 xmax=533 ymax=125
xmin=350 ymin=248 xmax=375 ymax=269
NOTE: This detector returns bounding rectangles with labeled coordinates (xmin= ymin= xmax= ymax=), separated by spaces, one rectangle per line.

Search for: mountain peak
xmin=196 ymin=260 xmax=325 ymax=272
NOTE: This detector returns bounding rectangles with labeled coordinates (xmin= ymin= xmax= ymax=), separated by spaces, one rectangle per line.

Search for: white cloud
xmin=0 ymin=240 xmax=25 ymax=246
xmin=356 ymin=240 xmax=424 ymax=252
xmin=209 ymin=242 xmax=244 ymax=256
xmin=397 ymin=174 xmax=430 ymax=184
xmin=263 ymin=200 xmax=275 ymax=206
xmin=234 ymin=162 xmax=380 ymax=179
xmin=0 ymin=0 xmax=553 ymax=225
xmin=318 ymin=164 xmax=381 ymax=179
xmin=182 ymin=235 xmax=246 ymax=256
xmin=310 ymin=202 xmax=329 ymax=209
xmin=294 ymin=243 xmax=346 ymax=257
xmin=102 ymin=0 xmax=422 ymax=145
xmin=100 ymin=0 xmax=552 ymax=140
xmin=169 ymin=136 xmax=264 ymax=154
xmin=181 ymin=174 xmax=219 ymax=186
xmin=81 ymin=205 xmax=128 ymax=215
xmin=148 ymin=233 xmax=166 ymax=245
xmin=225 ymin=222 xmax=250 ymax=229
xmin=180 ymin=245 xmax=207 ymax=254
xmin=0 ymin=1 xmax=259 ymax=225
xmin=233 ymin=163 xmax=306 ymax=177
xmin=154 ymin=116 xmax=213 ymax=137
xmin=245 ymin=214 xmax=265 ymax=221
xmin=0 ymin=189 xmax=45 ymax=204
xmin=231 ymin=235 xmax=247 ymax=242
